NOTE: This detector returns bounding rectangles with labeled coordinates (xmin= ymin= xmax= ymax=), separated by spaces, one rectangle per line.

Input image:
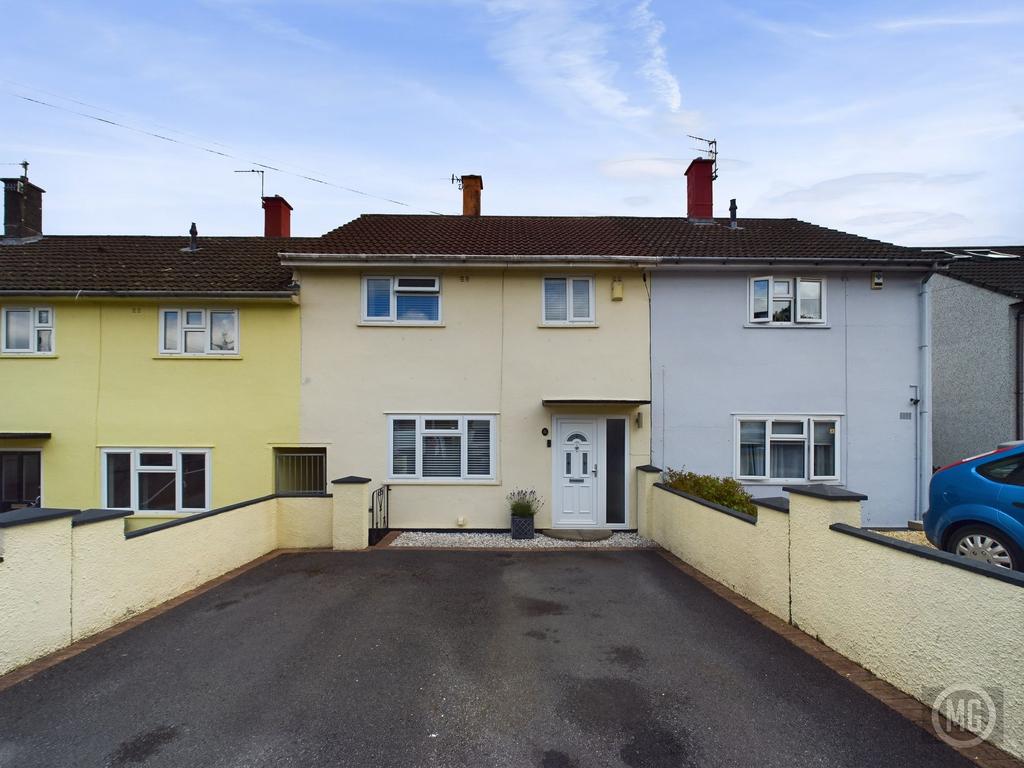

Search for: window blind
xmin=543 ymin=278 xmax=568 ymax=322
xmin=467 ymin=419 xmax=491 ymax=475
xmin=392 ymin=419 xmax=417 ymax=475
xmin=422 ymin=435 xmax=461 ymax=477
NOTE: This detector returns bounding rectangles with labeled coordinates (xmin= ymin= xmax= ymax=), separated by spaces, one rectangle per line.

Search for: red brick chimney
xmin=262 ymin=195 xmax=293 ymax=237
xmin=461 ymin=175 xmax=482 ymax=216
xmin=685 ymin=158 xmax=714 ymax=221
xmin=3 ymin=175 xmax=44 ymax=239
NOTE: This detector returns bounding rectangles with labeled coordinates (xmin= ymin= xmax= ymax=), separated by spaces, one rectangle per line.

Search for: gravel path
xmin=874 ymin=529 xmax=935 ymax=549
xmin=390 ymin=531 xmax=657 ymax=548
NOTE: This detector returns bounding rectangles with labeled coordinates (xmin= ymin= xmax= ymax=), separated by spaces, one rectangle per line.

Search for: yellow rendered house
xmin=284 ymin=176 xmax=654 ymax=530
xmin=0 ymin=176 xmax=311 ymax=515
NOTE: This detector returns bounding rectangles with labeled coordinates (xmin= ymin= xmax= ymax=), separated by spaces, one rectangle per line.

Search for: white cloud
xmin=600 ymin=156 xmax=690 ymax=178
xmin=631 ymin=1 xmax=681 ymax=112
xmin=484 ymin=0 xmax=647 ymax=119
xmin=876 ymin=9 xmax=1024 ymax=32
xmin=726 ymin=7 xmax=836 ymax=40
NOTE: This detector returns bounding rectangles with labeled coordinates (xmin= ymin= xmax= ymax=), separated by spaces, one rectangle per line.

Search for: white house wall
xmin=296 ymin=269 xmax=652 ymax=529
xmin=651 ymin=270 xmax=925 ymax=526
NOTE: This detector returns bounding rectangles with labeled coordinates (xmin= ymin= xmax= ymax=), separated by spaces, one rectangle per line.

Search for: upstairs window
xmin=736 ymin=416 xmax=839 ymax=482
xmin=160 ymin=309 xmax=238 ymax=355
xmin=363 ymin=276 xmax=441 ymax=324
xmin=388 ymin=415 xmax=496 ymax=481
xmin=2 ymin=306 xmax=54 ymax=354
xmin=543 ymin=277 xmax=594 ymax=324
xmin=749 ymin=277 xmax=825 ymax=325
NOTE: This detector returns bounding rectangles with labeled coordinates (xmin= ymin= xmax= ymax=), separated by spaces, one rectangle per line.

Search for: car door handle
xmin=1013 ymin=502 xmax=1024 ymax=509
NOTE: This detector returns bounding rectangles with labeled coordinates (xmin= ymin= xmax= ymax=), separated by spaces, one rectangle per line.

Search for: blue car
xmin=925 ymin=443 xmax=1024 ymax=571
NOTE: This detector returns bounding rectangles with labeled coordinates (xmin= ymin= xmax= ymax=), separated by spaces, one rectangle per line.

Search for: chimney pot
xmin=461 ymin=175 xmax=483 ymax=217
xmin=729 ymin=198 xmax=738 ymax=228
xmin=684 ymin=158 xmax=714 ymax=221
xmin=262 ymin=195 xmax=293 ymax=237
xmin=3 ymin=174 xmax=44 ymax=239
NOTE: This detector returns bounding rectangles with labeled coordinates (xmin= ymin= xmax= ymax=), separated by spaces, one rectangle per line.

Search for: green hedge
xmin=663 ymin=468 xmax=758 ymax=517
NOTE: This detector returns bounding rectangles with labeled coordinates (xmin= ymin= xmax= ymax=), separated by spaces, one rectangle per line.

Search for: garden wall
xmin=638 ymin=468 xmax=1024 ymax=760
xmin=0 ymin=479 xmax=370 ymax=677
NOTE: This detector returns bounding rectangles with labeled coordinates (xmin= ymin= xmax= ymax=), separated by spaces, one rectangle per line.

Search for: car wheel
xmin=946 ymin=524 xmax=1022 ymax=570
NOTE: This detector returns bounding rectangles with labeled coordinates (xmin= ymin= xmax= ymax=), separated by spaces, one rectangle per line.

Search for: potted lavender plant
xmin=507 ymin=488 xmax=542 ymax=540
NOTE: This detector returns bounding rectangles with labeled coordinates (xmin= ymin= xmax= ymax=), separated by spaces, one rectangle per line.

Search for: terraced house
xmin=1 ymin=164 xmax=942 ymax=530
xmin=0 ymin=175 xmax=310 ymax=518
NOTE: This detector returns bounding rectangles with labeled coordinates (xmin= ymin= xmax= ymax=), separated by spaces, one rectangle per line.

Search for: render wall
xmin=930 ymin=274 xmax=1018 ymax=467
xmin=0 ymin=494 xmax=337 ymax=677
xmin=296 ymin=268 xmax=652 ymax=529
xmin=641 ymin=477 xmax=1024 ymax=759
xmin=650 ymin=270 xmax=925 ymax=526
xmin=0 ymin=299 xmax=301 ymax=509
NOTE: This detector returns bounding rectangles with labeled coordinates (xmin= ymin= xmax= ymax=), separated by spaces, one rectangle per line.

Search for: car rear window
xmin=977 ymin=454 xmax=1024 ymax=485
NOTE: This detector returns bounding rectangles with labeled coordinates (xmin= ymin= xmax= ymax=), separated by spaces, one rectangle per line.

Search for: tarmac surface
xmin=0 ymin=549 xmax=976 ymax=767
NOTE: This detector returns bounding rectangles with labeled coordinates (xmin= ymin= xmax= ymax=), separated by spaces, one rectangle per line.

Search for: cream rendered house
xmin=285 ymin=177 xmax=653 ymax=530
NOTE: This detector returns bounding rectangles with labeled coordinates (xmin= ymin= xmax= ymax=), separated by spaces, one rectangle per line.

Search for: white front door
xmin=554 ymin=419 xmax=599 ymax=526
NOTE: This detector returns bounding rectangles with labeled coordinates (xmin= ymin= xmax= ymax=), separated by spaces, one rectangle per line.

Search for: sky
xmin=2 ymin=0 xmax=1022 ymax=245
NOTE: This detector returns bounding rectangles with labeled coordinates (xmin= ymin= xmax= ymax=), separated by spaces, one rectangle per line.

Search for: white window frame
xmin=159 ymin=308 xmax=239 ymax=355
xmin=748 ymin=277 xmax=826 ymax=325
xmin=734 ymin=415 xmax=841 ymax=483
xmin=541 ymin=276 xmax=596 ymax=325
xmin=101 ymin=448 xmax=212 ymax=512
xmin=361 ymin=276 xmax=443 ymax=325
xmin=386 ymin=414 xmax=497 ymax=482
xmin=1 ymin=305 xmax=55 ymax=354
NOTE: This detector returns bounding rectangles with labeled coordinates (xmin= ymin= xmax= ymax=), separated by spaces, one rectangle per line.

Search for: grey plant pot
xmin=510 ymin=516 xmax=535 ymax=540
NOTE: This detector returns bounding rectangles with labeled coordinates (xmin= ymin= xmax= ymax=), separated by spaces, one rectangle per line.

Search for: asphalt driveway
xmin=0 ymin=550 xmax=975 ymax=768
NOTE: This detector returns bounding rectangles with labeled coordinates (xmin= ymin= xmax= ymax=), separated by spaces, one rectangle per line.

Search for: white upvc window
xmin=542 ymin=277 xmax=595 ymax=325
xmin=2 ymin=306 xmax=54 ymax=354
xmin=735 ymin=416 xmax=840 ymax=482
xmin=160 ymin=308 xmax=238 ymax=355
xmin=101 ymin=448 xmax=211 ymax=512
xmin=362 ymin=276 xmax=442 ymax=324
xmin=749 ymin=277 xmax=825 ymax=325
xmin=388 ymin=415 xmax=496 ymax=481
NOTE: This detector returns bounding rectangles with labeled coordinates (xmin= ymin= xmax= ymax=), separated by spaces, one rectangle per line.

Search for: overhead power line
xmin=3 ymin=87 xmax=445 ymax=215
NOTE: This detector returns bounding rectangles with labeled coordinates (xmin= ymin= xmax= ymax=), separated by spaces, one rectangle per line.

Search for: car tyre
xmin=946 ymin=524 xmax=1022 ymax=571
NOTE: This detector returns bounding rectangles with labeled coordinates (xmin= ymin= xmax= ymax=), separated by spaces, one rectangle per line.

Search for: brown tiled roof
xmin=297 ymin=215 xmax=935 ymax=263
xmin=0 ymin=214 xmax=941 ymax=295
xmin=0 ymin=236 xmax=320 ymax=294
xmin=938 ymin=247 xmax=1024 ymax=299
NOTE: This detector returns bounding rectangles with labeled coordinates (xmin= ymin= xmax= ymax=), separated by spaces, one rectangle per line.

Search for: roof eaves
xmin=280 ymin=253 xmax=661 ymax=266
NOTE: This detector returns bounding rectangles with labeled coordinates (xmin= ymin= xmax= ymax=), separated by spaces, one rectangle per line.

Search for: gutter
xmin=280 ymin=253 xmax=944 ymax=270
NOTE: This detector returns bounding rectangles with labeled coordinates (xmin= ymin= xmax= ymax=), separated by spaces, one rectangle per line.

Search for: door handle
xmin=1013 ymin=502 xmax=1024 ymax=509
xmin=592 ymin=464 xmax=598 ymax=476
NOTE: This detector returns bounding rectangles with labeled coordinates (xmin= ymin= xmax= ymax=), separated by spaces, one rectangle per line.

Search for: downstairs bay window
xmin=388 ymin=415 xmax=496 ymax=481
xmin=736 ymin=416 xmax=839 ymax=482
xmin=102 ymin=449 xmax=210 ymax=512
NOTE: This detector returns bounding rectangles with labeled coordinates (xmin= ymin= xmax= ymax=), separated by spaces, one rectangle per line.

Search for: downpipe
xmin=916 ymin=277 xmax=934 ymax=520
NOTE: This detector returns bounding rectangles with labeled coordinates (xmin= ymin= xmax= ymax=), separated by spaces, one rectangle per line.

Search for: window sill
xmin=152 ymin=355 xmax=243 ymax=360
xmin=738 ymin=478 xmax=841 ymax=485
xmin=358 ymin=322 xmax=446 ymax=328
xmin=743 ymin=323 xmax=830 ymax=330
xmin=537 ymin=323 xmax=599 ymax=329
xmin=387 ymin=479 xmax=500 ymax=486
xmin=0 ymin=353 xmax=58 ymax=359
